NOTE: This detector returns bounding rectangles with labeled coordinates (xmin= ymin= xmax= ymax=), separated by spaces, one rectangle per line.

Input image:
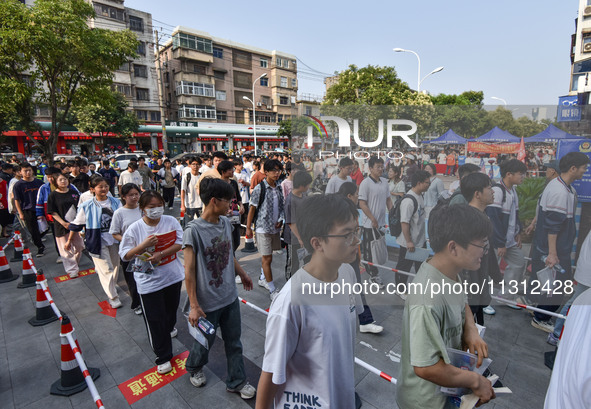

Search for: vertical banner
xmin=557 ymin=139 xmax=591 ymax=202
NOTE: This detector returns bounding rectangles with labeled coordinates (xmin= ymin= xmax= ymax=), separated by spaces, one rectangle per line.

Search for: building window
xmin=572 ymin=74 xmax=585 ymax=92
xmin=291 ymin=78 xmax=297 ymax=88
xmin=136 ymin=110 xmax=148 ymax=120
xmin=178 ymin=104 xmax=216 ymax=119
xmin=35 ymin=105 xmax=51 ymax=117
xmin=115 ymin=84 xmax=131 ymax=97
xmin=175 ymin=81 xmax=214 ymax=97
xmin=260 ymin=77 xmax=268 ymax=87
xmin=172 ymin=32 xmax=213 ymax=54
xmin=213 ymin=47 xmax=223 ymax=58
xmin=305 ymin=106 xmax=312 ymax=116
xmin=150 ymin=111 xmax=161 ymax=122
xmin=136 ymin=88 xmax=149 ymax=101
xmin=118 ymin=62 xmax=130 ymax=72
xmin=283 ymin=59 xmax=289 ymax=69
xmin=137 ymin=41 xmax=146 ymax=56
xmin=279 ymin=96 xmax=288 ymax=105
xmin=133 ymin=64 xmax=147 ymax=78
xmin=216 ymin=90 xmax=226 ymax=101
xmin=214 ymin=70 xmax=225 ymax=80
xmin=217 ymin=111 xmax=227 ymax=121
xmin=128 ymin=16 xmax=144 ymax=32
xmin=260 ymin=58 xmax=268 ymax=68
xmin=277 ymin=114 xmax=283 ymax=122
xmin=280 ymin=77 xmax=288 ymax=88
xmin=95 ymin=4 xmax=124 ymax=21
xmin=261 ymin=96 xmax=270 ymax=106
xmin=276 ymin=57 xmax=282 ymax=67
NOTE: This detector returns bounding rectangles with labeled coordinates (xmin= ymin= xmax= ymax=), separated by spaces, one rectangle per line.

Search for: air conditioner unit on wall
xmin=584 ymin=43 xmax=591 ymax=53
xmin=585 ymin=6 xmax=591 ymax=16
xmin=257 ymin=102 xmax=262 ymax=107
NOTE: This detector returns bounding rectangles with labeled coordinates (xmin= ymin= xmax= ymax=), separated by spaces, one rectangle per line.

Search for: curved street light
xmin=490 ymin=96 xmax=507 ymax=106
xmin=393 ymin=48 xmax=443 ymax=92
xmin=243 ymin=72 xmax=267 ymax=154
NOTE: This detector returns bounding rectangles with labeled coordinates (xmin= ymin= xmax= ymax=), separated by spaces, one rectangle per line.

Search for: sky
xmin=125 ymin=0 xmax=579 ymax=106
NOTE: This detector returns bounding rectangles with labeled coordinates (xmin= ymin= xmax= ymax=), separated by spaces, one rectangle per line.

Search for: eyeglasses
xmin=468 ymin=241 xmax=489 ymax=254
xmin=321 ymin=226 xmax=362 ymax=246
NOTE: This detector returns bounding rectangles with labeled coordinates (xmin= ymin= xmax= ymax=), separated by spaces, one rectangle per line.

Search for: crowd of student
xmin=0 ymin=146 xmax=588 ymax=408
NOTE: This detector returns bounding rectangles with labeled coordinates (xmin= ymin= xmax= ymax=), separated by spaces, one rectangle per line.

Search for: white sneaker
xmin=397 ymin=292 xmax=407 ymax=301
xmin=170 ymin=328 xmax=178 ymax=338
xmin=270 ymin=289 xmax=280 ymax=301
xmin=483 ymin=306 xmax=496 ymax=315
xmin=56 ymin=257 xmax=63 ymax=264
xmin=531 ymin=318 xmax=554 ymax=333
xmin=190 ymin=370 xmax=206 ymax=387
xmin=157 ymin=361 xmax=172 ymax=374
xmin=235 ymin=275 xmax=242 ymax=284
xmin=134 ymin=306 xmax=143 ymax=315
xmin=227 ymin=382 xmax=256 ymax=400
xmin=359 ymin=322 xmax=383 ymax=334
xmin=108 ymin=297 xmax=122 ymax=309
xmin=258 ymin=278 xmax=270 ymax=290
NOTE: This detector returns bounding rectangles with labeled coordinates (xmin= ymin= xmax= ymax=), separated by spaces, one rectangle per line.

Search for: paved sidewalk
xmin=0 ymin=209 xmax=555 ymax=409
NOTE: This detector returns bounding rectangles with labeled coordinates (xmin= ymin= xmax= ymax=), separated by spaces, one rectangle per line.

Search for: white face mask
xmin=144 ymin=206 xmax=164 ymax=220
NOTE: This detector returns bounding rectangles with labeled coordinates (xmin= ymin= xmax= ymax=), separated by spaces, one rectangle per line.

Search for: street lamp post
xmin=490 ymin=96 xmax=507 ymax=106
xmin=393 ymin=48 xmax=444 ymax=93
xmin=243 ymin=73 xmax=267 ymax=155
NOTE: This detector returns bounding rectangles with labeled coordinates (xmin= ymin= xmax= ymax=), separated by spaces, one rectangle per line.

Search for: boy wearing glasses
xmin=255 ymin=194 xmax=363 ymax=409
xmin=246 ymin=159 xmax=285 ymax=300
xmin=183 ymin=178 xmax=255 ymax=399
xmin=396 ymin=204 xmax=495 ymax=409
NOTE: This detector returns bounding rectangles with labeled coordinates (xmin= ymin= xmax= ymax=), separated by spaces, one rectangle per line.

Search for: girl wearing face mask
xmin=66 ymin=176 xmax=122 ymax=307
xmin=109 ymin=183 xmax=143 ymax=315
xmin=48 ymin=173 xmax=83 ymax=278
xmin=119 ymin=191 xmax=184 ymax=375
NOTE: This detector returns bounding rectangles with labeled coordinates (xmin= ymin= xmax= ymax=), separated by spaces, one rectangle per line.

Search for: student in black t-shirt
xmin=69 ymin=160 xmax=90 ymax=193
xmin=13 ymin=162 xmax=45 ymax=256
xmin=48 ymin=173 xmax=83 ymax=278
xmin=98 ymin=160 xmax=118 ymax=195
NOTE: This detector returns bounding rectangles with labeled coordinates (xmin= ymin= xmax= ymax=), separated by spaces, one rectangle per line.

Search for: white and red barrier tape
xmin=63 ymin=330 xmax=105 ymax=409
xmin=238 ymin=297 xmax=397 ymax=385
xmin=25 ymin=257 xmax=105 ymax=408
xmin=361 ymin=259 xmax=567 ymax=320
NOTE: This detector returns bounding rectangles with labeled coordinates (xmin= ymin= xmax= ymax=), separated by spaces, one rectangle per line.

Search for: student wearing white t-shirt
xmin=358 ymin=156 xmax=393 ymax=287
xmin=118 ymin=163 xmax=143 ymax=193
xmin=256 ymin=194 xmax=363 ymax=409
xmin=180 ymin=157 xmax=203 ymax=226
xmin=119 ymin=191 xmax=184 ymax=375
xmin=324 ymin=157 xmax=354 ymax=194
xmin=110 ymin=183 xmax=143 ymax=315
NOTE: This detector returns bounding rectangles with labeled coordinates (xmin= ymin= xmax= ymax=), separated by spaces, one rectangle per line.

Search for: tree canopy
xmin=0 ymin=0 xmax=138 ymax=158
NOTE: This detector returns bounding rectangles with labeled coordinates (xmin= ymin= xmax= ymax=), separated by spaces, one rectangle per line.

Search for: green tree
xmin=73 ymin=92 xmax=140 ymax=139
xmin=430 ymin=91 xmax=484 ymax=106
xmin=0 ymin=0 xmax=138 ymax=159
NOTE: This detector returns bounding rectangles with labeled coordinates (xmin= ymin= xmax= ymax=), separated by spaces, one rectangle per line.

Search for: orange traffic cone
xmin=17 ymin=248 xmax=36 ymax=288
xmin=28 ymin=270 xmax=58 ymax=326
xmin=241 ymin=232 xmax=257 ymax=253
xmin=0 ymin=246 xmax=17 ymax=283
xmin=50 ymin=314 xmax=100 ymax=396
xmin=10 ymin=231 xmax=23 ymax=262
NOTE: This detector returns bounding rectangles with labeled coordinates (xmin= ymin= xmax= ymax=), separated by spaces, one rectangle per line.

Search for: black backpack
xmin=430 ymin=189 xmax=464 ymax=219
xmin=491 ymin=182 xmax=507 ymax=204
xmin=388 ymin=194 xmax=418 ymax=237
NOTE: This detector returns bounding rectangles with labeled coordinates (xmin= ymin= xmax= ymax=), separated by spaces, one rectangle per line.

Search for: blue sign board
xmin=557 ymin=139 xmax=591 ymax=202
xmin=557 ymin=95 xmax=581 ymax=122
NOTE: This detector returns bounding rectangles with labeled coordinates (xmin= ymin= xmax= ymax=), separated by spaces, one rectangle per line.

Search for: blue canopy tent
xmin=423 ymin=129 xmax=467 ymax=144
xmin=525 ymin=124 xmax=585 ymax=143
xmin=475 ymin=126 xmax=521 ymax=143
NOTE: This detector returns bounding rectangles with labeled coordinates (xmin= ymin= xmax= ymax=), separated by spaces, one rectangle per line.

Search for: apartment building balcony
xmin=172 ymin=47 xmax=213 ymax=64
xmin=176 ymin=94 xmax=215 ymax=106
xmin=172 ymin=70 xmax=214 ymax=85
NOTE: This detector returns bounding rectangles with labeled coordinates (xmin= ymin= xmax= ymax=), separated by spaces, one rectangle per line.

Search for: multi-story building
xmin=86 ymin=0 xmax=161 ymax=152
xmin=157 ymin=26 xmax=296 ymax=152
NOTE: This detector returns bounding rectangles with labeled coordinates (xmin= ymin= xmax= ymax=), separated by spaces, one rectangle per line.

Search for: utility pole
xmin=154 ymin=29 xmax=168 ymax=154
